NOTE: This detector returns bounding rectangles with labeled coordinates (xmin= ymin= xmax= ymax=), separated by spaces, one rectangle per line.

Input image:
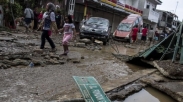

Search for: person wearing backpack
xmin=24 ymin=4 xmax=34 ymax=33
xmin=40 ymin=2 xmax=58 ymax=51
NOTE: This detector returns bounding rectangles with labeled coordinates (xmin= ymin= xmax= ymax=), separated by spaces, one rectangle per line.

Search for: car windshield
xmin=117 ymin=23 xmax=132 ymax=31
xmin=86 ymin=17 xmax=109 ymax=26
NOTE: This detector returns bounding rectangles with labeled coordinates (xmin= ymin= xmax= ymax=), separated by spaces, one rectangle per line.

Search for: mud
xmin=153 ymin=60 xmax=183 ymax=80
xmin=0 ymin=27 xmax=182 ymax=102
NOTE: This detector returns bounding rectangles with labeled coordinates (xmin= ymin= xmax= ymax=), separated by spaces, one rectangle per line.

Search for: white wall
xmin=132 ymin=0 xmax=139 ymax=8
xmin=0 ymin=5 xmax=3 ymax=27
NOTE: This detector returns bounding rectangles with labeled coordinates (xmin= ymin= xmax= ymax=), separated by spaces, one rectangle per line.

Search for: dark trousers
xmin=40 ymin=30 xmax=55 ymax=49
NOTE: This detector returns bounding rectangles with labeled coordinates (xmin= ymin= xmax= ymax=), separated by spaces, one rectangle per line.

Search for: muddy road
xmin=0 ymin=28 xmax=146 ymax=102
xmin=0 ymin=28 xmax=181 ymax=102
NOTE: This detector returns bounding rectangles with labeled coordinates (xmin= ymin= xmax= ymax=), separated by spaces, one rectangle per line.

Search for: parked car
xmin=112 ymin=14 xmax=143 ymax=43
xmin=79 ymin=17 xmax=111 ymax=45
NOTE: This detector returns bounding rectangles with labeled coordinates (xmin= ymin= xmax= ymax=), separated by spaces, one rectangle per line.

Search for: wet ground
xmin=0 ymin=27 xmax=182 ymax=102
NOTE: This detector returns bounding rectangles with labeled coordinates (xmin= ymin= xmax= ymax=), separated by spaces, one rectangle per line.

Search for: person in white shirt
xmin=59 ymin=15 xmax=76 ymax=56
xmin=40 ymin=2 xmax=58 ymax=51
xmin=24 ymin=4 xmax=34 ymax=32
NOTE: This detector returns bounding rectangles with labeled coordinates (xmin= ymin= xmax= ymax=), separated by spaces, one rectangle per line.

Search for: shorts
xmin=62 ymin=34 xmax=73 ymax=45
xmin=149 ymin=37 xmax=153 ymax=41
xmin=132 ymin=35 xmax=137 ymax=41
xmin=24 ymin=18 xmax=32 ymax=25
xmin=141 ymin=36 xmax=147 ymax=41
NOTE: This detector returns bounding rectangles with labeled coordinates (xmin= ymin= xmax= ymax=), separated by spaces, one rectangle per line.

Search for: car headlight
xmin=81 ymin=25 xmax=88 ymax=31
xmin=102 ymin=28 xmax=108 ymax=33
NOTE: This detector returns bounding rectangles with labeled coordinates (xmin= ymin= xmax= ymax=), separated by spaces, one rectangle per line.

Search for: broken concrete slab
xmin=0 ymin=37 xmax=16 ymax=41
xmin=75 ymin=43 xmax=85 ymax=48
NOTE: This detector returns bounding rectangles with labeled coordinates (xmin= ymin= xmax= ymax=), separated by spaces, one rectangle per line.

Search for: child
xmin=59 ymin=15 xmax=76 ymax=55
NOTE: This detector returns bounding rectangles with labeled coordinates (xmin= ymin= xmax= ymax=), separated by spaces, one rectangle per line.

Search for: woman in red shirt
xmin=131 ymin=25 xmax=138 ymax=43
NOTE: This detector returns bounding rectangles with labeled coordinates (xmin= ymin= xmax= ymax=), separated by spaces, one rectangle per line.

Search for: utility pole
xmin=174 ymin=1 xmax=178 ymax=14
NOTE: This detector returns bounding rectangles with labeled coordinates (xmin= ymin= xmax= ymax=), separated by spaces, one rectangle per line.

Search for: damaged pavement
xmin=0 ymin=26 xmax=183 ymax=102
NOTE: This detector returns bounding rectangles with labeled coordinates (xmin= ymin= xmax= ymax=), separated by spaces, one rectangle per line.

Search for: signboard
xmin=73 ymin=76 xmax=111 ymax=102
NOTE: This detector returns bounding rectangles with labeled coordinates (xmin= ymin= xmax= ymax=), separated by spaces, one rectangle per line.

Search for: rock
xmin=94 ymin=40 xmax=103 ymax=45
xmin=81 ymin=56 xmax=85 ymax=59
xmin=50 ymin=55 xmax=60 ymax=60
xmin=2 ymin=60 xmax=14 ymax=65
xmin=32 ymin=59 xmax=43 ymax=66
xmin=33 ymin=49 xmax=43 ymax=54
xmin=59 ymin=60 xmax=65 ymax=64
xmin=45 ymin=55 xmax=50 ymax=59
xmin=79 ymin=38 xmax=91 ymax=44
xmin=48 ymin=59 xmax=59 ymax=64
xmin=75 ymin=43 xmax=86 ymax=48
xmin=0 ymin=37 xmax=15 ymax=41
xmin=13 ymin=59 xmax=29 ymax=66
xmin=72 ymin=58 xmax=81 ymax=63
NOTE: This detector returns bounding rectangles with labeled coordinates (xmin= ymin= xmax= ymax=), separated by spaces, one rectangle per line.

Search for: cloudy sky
xmin=157 ymin=0 xmax=183 ymax=21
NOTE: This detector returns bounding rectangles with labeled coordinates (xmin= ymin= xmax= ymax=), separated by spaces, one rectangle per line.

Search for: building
xmin=137 ymin=0 xmax=162 ymax=30
xmin=157 ymin=9 xmax=179 ymax=31
xmin=74 ymin=0 xmax=143 ymax=32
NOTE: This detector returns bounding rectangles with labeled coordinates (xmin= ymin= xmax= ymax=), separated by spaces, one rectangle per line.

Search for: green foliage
xmin=3 ymin=1 xmax=23 ymax=22
xmin=57 ymin=0 xmax=63 ymax=3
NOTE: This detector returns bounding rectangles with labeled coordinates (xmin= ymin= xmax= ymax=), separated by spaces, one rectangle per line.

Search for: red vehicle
xmin=113 ymin=14 xmax=143 ymax=43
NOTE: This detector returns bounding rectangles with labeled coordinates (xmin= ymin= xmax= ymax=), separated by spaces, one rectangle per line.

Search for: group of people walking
xmin=131 ymin=25 xmax=160 ymax=46
xmin=24 ymin=2 xmax=76 ymax=56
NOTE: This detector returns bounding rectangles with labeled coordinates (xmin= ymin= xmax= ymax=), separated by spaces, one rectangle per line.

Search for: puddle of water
xmin=123 ymin=87 xmax=176 ymax=102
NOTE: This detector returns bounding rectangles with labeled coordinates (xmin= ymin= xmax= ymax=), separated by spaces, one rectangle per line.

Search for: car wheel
xmin=103 ymin=37 xmax=109 ymax=45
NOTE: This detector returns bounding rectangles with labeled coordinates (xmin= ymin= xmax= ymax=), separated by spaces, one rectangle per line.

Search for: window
xmin=146 ymin=5 xmax=150 ymax=9
xmin=152 ymin=8 xmax=155 ymax=11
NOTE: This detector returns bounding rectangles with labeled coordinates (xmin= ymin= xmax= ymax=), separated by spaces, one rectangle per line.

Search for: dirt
xmin=0 ymin=26 xmax=141 ymax=101
xmin=156 ymin=60 xmax=183 ymax=77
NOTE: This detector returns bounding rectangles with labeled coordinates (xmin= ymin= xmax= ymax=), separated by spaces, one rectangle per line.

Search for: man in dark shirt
xmin=55 ymin=11 xmax=62 ymax=29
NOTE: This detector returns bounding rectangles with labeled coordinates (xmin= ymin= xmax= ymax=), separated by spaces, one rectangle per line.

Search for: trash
xmin=29 ymin=62 xmax=34 ymax=68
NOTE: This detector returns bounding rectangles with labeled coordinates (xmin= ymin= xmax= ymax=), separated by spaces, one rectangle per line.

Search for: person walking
xmin=40 ymin=2 xmax=58 ymax=51
xmin=33 ymin=6 xmax=39 ymax=33
xmin=24 ymin=4 xmax=34 ymax=33
xmin=59 ymin=15 xmax=76 ymax=56
xmin=148 ymin=28 xmax=155 ymax=46
xmin=141 ymin=26 xmax=148 ymax=43
xmin=131 ymin=25 xmax=138 ymax=43
xmin=55 ymin=10 xmax=62 ymax=29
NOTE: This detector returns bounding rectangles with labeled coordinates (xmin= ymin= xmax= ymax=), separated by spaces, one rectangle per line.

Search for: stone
xmin=0 ymin=37 xmax=15 ymax=41
xmin=45 ymin=55 xmax=50 ymax=59
xmin=94 ymin=40 xmax=103 ymax=45
xmin=32 ymin=59 xmax=43 ymax=66
xmin=59 ymin=60 xmax=65 ymax=64
xmin=2 ymin=60 xmax=14 ymax=65
xmin=48 ymin=59 xmax=59 ymax=64
xmin=50 ymin=55 xmax=60 ymax=60
xmin=79 ymin=38 xmax=91 ymax=44
xmin=81 ymin=56 xmax=85 ymax=59
xmin=72 ymin=58 xmax=81 ymax=63
xmin=33 ymin=49 xmax=43 ymax=54
xmin=13 ymin=59 xmax=29 ymax=66
xmin=75 ymin=43 xmax=86 ymax=48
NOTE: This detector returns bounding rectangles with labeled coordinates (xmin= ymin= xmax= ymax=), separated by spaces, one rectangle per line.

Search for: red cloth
xmin=132 ymin=35 xmax=137 ymax=41
xmin=142 ymin=28 xmax=148 ymax=36
xmin=38 ymin=13 xmax=43 ymax=20
xmin=132 ymin=27 xmax=138 ymax=36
